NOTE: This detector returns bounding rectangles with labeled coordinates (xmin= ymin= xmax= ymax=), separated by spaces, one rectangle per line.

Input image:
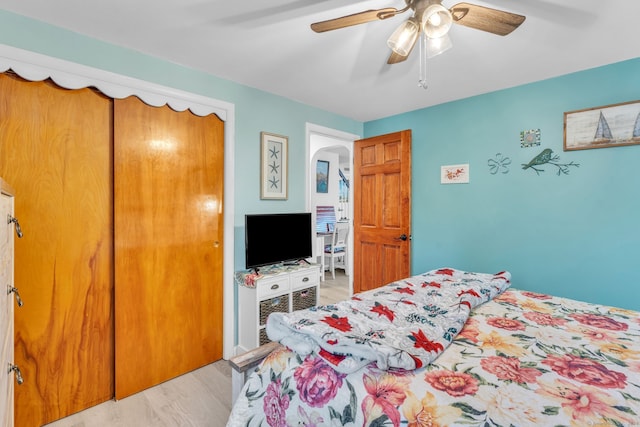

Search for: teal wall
xmin=0 ymin=9 xmax=363 ymax=273
xmin=1 ymin=9 xmax=638 ymax=311
xmin=365 ymin=58 xmax=640 ymax=311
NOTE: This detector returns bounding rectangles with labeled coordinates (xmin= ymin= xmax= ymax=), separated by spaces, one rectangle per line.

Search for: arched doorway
xmin=305 ymin=123 xmax=358 ymax=303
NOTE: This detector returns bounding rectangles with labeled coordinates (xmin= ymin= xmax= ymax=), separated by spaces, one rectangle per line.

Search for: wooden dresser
xmin=0 ymin=179 xmax=19 ymax=427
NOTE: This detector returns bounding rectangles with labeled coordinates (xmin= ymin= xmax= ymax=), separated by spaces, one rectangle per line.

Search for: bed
xmin=227 ymin=268 xmax=640 ymax=427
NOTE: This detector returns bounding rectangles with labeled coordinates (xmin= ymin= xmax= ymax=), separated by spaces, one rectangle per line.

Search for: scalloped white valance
xmin=0 ymin=44 xmax=232 ymax=119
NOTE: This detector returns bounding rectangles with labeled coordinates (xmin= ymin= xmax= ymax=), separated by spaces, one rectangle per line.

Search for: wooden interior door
xmin=353 ymin=130 xmax=412 ymax=293
xmin=114 ymin=97 xmax=224 ymax=399
xmin=0 ymin=74 xmax=114 ymax=427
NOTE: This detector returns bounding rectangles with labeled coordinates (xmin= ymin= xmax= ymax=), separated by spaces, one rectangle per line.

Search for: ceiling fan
xmin=310 ymin=0 xmax=526 ymax=66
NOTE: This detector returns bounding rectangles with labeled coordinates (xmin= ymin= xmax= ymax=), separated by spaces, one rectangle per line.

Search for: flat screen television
xmin=245 ymin=212 xmax=313 ymax=270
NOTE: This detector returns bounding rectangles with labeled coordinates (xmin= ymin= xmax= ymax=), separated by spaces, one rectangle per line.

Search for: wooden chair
xmin=323 ymin=221 xmax=349 ymax=280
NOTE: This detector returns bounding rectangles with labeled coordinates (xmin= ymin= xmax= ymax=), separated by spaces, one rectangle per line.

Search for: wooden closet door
xmin=114 ymin=97 xmax=224 ymax=399
xmin=0 ymin=74 xmax=114 ymax=427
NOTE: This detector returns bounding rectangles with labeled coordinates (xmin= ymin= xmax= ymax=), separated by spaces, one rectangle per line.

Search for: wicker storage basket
xmin=259 ymin=328 xmax=271 ymax=346
xmin=259 ymin=294 xmax=289 ymax=325
xmin=292 ymin=286 xmax=317 ymax=311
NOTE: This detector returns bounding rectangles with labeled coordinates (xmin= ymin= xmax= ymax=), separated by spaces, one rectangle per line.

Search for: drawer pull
xmin=270 ymin=284 xmax=279 ymax=290
xmin=271 ymin=298 xmax=280 ymax=307
xmin=8 ymin=364 xmax=24 ymax=385
xmin=302 ymin=277 xmax=309 ymax=282
xmin=8 ymin=286 xmax=23 ymax=307
xmin=8 ymin=214 xmax=23 ymax=238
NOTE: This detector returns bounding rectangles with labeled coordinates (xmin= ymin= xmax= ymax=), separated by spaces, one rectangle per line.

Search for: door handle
xmin=396 ymin=234 xmax=408 ymax=241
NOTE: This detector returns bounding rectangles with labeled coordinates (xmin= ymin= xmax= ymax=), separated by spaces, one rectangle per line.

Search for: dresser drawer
xmin=0 ymin=245 xmax=11 ymax=338
xmin=0 ymin=196 xmax=10 ymax=246
xmin=290 ymin=268 xmax=319 ymax=291
xmin=0 ymin=322 xmax=11 ymax=427
xmin=256 ymin=274 xmax=290 ymax=300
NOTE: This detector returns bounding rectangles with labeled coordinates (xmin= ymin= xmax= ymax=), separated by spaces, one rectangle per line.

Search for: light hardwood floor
xmin=44 ymin=271 xmax=350 ymax=427
xmin=318 ymin=269 xmax=350 ymax=305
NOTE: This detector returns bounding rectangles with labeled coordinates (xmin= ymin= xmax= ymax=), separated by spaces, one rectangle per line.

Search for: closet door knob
xmin=7 ymin=214 xmax=23 ymax=238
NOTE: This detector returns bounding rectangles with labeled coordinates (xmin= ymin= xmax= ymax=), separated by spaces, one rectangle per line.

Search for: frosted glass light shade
xmin=387 ymin=18 xmax=420 ymax=56
xmin=426 ymin=33 xmax=452 ymax=58
xmin=422 ymin=4 xmax=452 ymax=38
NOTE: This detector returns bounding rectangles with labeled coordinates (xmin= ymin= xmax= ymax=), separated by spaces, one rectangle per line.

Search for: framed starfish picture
xmin=260 ymin=132 xmax=288 ymax=199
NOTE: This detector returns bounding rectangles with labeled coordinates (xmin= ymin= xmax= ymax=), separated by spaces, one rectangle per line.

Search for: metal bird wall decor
xmin=522 ymin=148 xmax=579 ymax=175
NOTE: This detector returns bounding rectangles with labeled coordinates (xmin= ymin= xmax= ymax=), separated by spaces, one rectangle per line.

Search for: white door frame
xmin=305 ymin=123 xmax=359 ymax=291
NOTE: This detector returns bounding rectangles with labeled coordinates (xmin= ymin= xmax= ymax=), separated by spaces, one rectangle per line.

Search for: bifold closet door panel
xmin=113 ymin=97 xmax=224 ymax=399
xmin=0 ymin=74 xmax=114 ymax=427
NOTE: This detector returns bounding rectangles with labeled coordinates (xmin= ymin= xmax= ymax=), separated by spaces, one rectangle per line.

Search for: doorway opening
xmin=305 ymin=123 xmax=358 ymax=304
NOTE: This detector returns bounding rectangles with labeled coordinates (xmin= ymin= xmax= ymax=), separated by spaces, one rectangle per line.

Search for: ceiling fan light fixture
xmin=422 ymin=4 xmax=452 ymax=38
xmin=387 ymin=18 xmax=419 ymax=57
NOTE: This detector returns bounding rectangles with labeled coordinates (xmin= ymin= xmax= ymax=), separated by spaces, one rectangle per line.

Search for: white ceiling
xmin=0 ymin=0 xmax=638 ymax=122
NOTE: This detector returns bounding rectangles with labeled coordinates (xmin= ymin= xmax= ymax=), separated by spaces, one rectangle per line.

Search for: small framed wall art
xmin=564 ymin=100 xmax=640 ymax=151
xmin=520 ymin=129 xmax=541 ymax=148
xmin=316 ymin=160 xmax=329 ymax=193
xmin=260 ymin=132 xmax=288 ymax=199
xmin=441 ymin=164 xmax=470 ymax=184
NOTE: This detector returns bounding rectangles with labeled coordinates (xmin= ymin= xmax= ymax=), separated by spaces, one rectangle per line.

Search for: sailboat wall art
xmin=564 ymin=100 xmax=640 ymax=151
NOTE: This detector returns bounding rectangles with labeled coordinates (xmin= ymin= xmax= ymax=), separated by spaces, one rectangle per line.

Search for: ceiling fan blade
xmin=450 ymin=2 xmax=525 ymax=36
xmin=311 ymin=7 xmax=400 ymax=33
xmin=387 ymin=50 xmax=409 ymax=64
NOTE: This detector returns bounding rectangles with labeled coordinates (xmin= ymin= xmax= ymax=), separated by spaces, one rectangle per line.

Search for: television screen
xmin=245 ymin=213 xmax=312 ymax=269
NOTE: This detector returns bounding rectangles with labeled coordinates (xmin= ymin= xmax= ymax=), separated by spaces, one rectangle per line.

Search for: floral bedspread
xmin=228 ymin=286 xmax=640 ymax=427
xmin=267 ymin=268 xmax=512 ymax=373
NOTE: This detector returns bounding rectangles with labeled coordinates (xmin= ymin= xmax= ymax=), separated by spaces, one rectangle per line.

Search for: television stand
xmin=236 ymin=262 xmax=320 ymax=352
